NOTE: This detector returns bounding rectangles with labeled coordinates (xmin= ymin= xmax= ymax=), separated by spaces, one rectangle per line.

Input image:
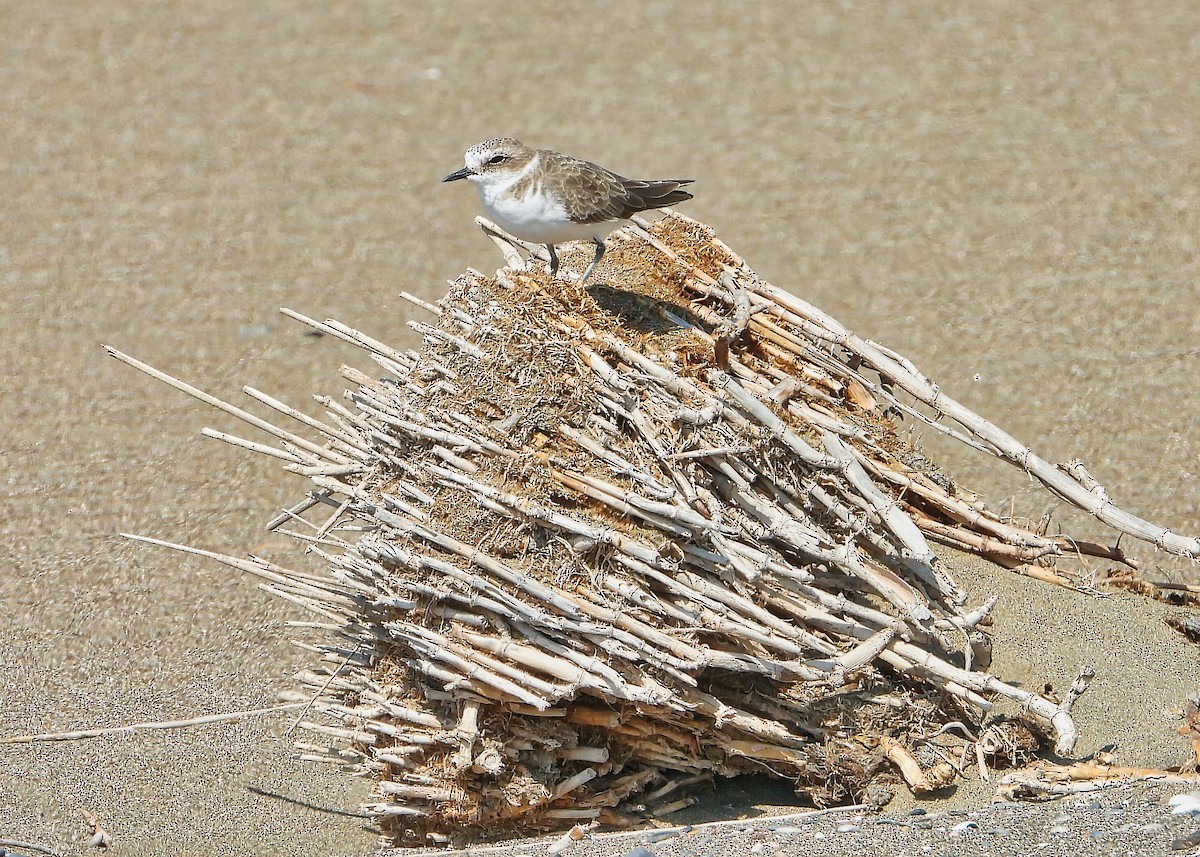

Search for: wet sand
xmin=2 ymin=2 xmax=1198 ymax=855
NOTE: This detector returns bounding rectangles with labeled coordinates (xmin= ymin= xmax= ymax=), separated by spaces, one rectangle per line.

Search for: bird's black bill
xmin=442 ymin=166 xmax=474 ymax=182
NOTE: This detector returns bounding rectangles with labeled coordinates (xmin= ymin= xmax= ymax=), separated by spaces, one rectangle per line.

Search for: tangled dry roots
xmin=111 ymin=212 xmax=1200 ymax=848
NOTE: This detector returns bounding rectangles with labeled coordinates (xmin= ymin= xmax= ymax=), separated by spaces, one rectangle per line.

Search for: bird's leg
xmin=545 ymin=244 xmax=559 ymax=278
xmin=577 ymin=239 xmax=605 ymax=286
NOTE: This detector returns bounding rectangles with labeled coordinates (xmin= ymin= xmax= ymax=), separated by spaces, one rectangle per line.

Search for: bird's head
xmin=442 ymin=138 xmax=535 ymax=185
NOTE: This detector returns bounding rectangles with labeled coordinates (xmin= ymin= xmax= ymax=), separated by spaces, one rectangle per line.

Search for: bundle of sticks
xmin=108 ymin=212 xmax=1200 ymax=848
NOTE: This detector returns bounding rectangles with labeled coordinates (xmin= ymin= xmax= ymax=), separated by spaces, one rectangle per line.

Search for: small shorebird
xmin=443 ymin=138 xmax=693 ymax=285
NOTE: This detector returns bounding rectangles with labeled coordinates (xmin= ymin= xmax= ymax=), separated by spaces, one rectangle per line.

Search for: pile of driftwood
xmin=109 ymin=212 xmax=1200 ymax=848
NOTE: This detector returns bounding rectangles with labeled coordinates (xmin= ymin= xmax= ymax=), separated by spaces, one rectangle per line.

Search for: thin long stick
xmin=0 ymin=840 xmax=60 ymax=857
xmin=1 ymin=703 xmax=307 ymax=744
xmin=102 ymin=346 xmax=350 ymax=465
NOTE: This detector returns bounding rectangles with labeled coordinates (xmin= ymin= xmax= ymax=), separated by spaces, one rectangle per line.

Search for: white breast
xmin=475 ymin=155 xmax=620 ymax=245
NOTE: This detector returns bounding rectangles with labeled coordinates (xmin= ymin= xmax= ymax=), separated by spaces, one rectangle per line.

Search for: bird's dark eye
xmin=488 ymin=155 xmax=507 ymax=164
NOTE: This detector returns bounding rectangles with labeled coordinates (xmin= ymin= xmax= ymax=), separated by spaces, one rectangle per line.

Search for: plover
xmin=443 ymin=138 xmax=693 ymax=285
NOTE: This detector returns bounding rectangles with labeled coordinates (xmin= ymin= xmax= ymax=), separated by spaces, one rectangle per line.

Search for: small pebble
xmin=949 ymin=820 xmax=978 ymax=836
xmin=1050 ymin=814 xmax=1070 ymax=824
xmin=813 ymin=832 xmax=826 ymax=840
xmin=1142 ymin=823 xmax=1166 ymax=834
xmin=908 ymin=807 xmax=927 ymax=816
xmin=1172 ymin=831 xmax=1200 ymax=850
xmin=624 ymin=848 xmax=656 ymax=857
xmin=836 ymin=823 xmax=858 ymax=833
xmin=89 ymin=829 xmax=112 ymax=849
xmin=1048 ymin=825 xmax=1069 ymax=835
xmin=1102 ymin=806 xmax=1125 ymax=817
xmin=986 ymin=827 xmax=1008 ymax=836
xmin=1168 ymin=792 xmax=1200 ymax=816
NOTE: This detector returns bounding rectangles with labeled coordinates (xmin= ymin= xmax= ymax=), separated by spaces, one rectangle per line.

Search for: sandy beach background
xmin=2 ymin=2 xmax=1198 ymax=855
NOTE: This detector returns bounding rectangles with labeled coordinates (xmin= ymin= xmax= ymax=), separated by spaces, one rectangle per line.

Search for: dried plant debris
xmin=108 ymin=212 xmax=1200 ymax=848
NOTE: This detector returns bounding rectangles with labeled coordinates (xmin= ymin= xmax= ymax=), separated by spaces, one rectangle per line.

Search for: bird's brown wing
xmin=547 ymin=152 xmax=693 ymax=224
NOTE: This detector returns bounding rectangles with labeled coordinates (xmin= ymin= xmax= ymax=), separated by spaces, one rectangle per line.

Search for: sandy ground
xmin=2 ymin=1 xmax=1199 ymax=855
xmin=401 ymin=781 xmax=1200 ymax=857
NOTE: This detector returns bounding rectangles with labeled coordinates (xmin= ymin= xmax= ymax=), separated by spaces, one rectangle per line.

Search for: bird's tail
xmin=620 ymin=178 xmax=694 ymax=215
